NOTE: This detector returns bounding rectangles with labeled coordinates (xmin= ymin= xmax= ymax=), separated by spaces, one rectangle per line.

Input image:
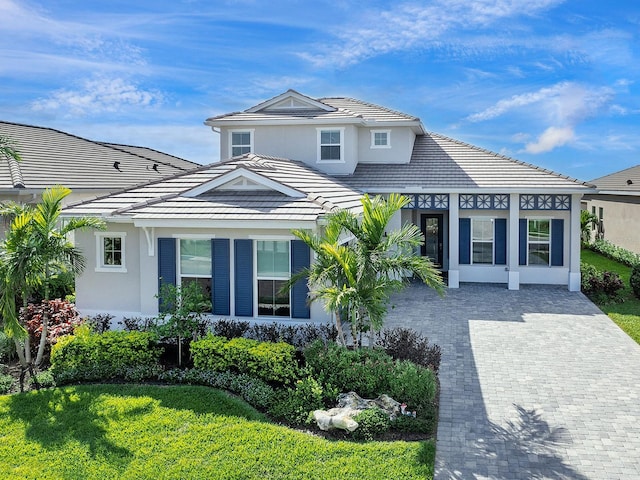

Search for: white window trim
xmin=95 ymin=232 xmax=127 ymax=273
xmin=316 ymin=127 xmax=345 ymax=164
xmin=177 ymin=238 xmax=212 ymax=286
xmin=370 ymin=129 xmax=391 ymax=149
xmin=228 ymin=129 xmax=254 ymax=158
xmin=470 ymin=217 xmax=494 ymax=265
xmin=254 ymin=240 xmax=292 ymax=318
xmin=526 ymin=217 xmax=551 ymax=267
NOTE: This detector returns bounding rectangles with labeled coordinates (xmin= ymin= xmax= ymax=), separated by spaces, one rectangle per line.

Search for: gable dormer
xmin=246 ymin=90 xmax=336 ymax=113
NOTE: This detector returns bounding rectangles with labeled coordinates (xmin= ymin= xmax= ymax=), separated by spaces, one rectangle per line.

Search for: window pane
xmin=257 ymin=279 xmax=290 ymax=317
xmin=257 ymin=241 xmax=289 ymax=278
xmin=180 ymin=239 xmax=211 ymax=276
xmin=528 ymin=220 xmax=550 ymax=242
xmin=528 ymin=244 xmax=550 ymax=265
xmin=374 ymin=132 xmax=387 ymax=145
xmin=472 ymin=242 xmax=493 ymax=264
xmin=321 ymin=145 xmax=341 ymax=160
xmin=181 ymin=277 xmax=212 ymax=300
xmin=102 ymin=237 xmax=122 ymax=266
xmin=232 ymin=146 xmax=251 ymax=156
xmin=321 ymin=130 xmax=340 ymax=145
xmin=232 ymin=132 xmax=250 ymax=146
xmin=472 ymin=219 xmax=493 ymax=241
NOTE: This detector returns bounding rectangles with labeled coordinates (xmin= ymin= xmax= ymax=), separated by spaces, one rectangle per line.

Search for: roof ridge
xmin=318 ymin=97 xmax=419 ymax=121
xmin=114 ymin=192 xmax=181 ymax=215
xmin=7 ymin=157 xmax=24 ymax=188
xmin=426 ymin=132 xmax=593 ymax=187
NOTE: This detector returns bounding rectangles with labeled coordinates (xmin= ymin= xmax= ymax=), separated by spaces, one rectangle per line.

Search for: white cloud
xmin=31 ymin=77 xmax=164 ymax=116
xmin=525 ymin=126 xmax=574 ymax=153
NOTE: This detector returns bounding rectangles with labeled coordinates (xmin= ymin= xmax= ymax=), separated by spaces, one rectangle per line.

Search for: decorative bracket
xmin=142 ymin=226 xmax=155 ymax=256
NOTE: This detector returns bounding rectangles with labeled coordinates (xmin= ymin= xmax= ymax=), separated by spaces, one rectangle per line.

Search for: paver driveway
xmin=385 ymin=283 xmax=640 ymax=479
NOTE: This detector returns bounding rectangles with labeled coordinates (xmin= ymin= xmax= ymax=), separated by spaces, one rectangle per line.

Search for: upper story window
xmin=471 ymin=218 xmax=494 ymax=264
xmin=229 ymin=130 xmax=253 ymax=157
xmin=95 ymin=232 xmax=127 ymax=273
xmin=370 ymin=130 xmax=391 ymax=149
xmin=317 ymin=128 xmax=344 ymax=163
xmin=528 ymin=219 xmax=550 ymax=266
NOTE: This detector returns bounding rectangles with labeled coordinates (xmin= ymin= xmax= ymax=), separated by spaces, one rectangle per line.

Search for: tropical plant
xmin=580 ymin=210 xmax=599 ymax=245
xmin=289 ymin=193 xmax=444 ymax=346
xmin=0 ymin=186 xmax=105 ymax=390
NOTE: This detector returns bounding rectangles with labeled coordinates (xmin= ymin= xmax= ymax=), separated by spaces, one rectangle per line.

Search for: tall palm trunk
xmin=334 ymin=309 xmax=347 ymax=346
xmin=34 ymin=276 xmax=50 ymax=367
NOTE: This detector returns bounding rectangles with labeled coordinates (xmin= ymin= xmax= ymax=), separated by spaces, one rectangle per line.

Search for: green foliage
xmin=191 ymin=334 xmax=299 ymax=384
xmin=85 ymin=313 xmax=114 ymax=333
xmin=268 ymin=376 xmax=328 ymax=424
xmin=580 ymin=210 xmax=598 ymax=245
xmin=581 ymin=262 xmax=624 ymax=302
xmin=0 ymin=384 xmax=435 ymax=479
xmin=50 ymin=326 xmax=163 ymax=383
xmin=0 ymin=331 xmax=15 ymax=362
xmin=352 ymin=407 xmax=391 ymax=441
xmin=631 ymin=264 xmax=640 ymax=300
xmin=590 ymin=240 xmax=640 ymax=268
xmin=29 ymin=369 xmax=55 ymax=388
xmin=304 ymin=341 xmax=438 ymax=416
xmin=159 ymin=368 xmax=276 ymax=410
xmin=0 ymin=371 xmax=14 ymax=394
xmin=43 ymin=269 xmax=75 ymax=303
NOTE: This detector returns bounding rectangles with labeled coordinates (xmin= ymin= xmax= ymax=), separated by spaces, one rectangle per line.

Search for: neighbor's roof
xmin=346 ymin=133 xmax=593 ymax=192
xmin=589 ymin=164 xmax=640 ymax=193
xmin=205 ymin=89 xmax=421 ymax=128
xmin=0 ymin=121 xmax=198 ymax=191
xmin=62 ymin=154 xmax=364 ymax=223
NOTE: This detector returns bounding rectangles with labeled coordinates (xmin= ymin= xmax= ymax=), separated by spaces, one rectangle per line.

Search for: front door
xmin=421 ymin=214 xmax=443 ymax=267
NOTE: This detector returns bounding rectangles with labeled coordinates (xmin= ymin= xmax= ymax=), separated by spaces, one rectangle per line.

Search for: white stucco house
xmin=63 ymin=90 xmax=593 ymax=323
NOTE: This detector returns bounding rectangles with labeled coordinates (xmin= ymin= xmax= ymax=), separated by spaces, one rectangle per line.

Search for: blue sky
xmin=1 ymin=0 xmax=638 ymax=181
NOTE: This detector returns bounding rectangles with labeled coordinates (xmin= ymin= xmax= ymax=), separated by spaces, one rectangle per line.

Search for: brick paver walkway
xmin=385 ymin=283 xmax=640 ymax=479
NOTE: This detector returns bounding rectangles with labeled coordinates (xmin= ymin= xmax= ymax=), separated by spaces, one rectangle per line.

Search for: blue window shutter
xmin=157 ymin=238 xmax=176 ymax=312
xmin=291 ymin=240 xmax=311 ymax=319
xmin=551 ymin=219 xmax=564 ymax=266
xmin=519 ymin=219 xmax=527 ymax=266
xmin=212 ymin=239 xmax=230 ymax=315
xmin=234 ymin=239 xmax=253 ymax=317
xmin=459 ymin=218 xmax=471 ymax=265
xmin=494 ymin=218 xmax=507 ymax=265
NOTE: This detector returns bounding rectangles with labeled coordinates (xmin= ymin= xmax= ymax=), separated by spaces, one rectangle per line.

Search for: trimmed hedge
xmin=631 ymin=264 xmax=640 ymax=299
xmin=50 ymin=326 xmax=163 ymax=383
xmin=591 ymin=240 xmax=640 ymax=268
xmin=191 ymin=335 xmax=299 ymax=384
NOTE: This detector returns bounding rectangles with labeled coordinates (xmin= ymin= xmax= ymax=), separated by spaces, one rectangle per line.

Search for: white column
xmin=508 ymin=193 xmax=520 ymax=290
xmin=448 ymin=193 xmax=459 ymax=288
xmin=568 ymin=194 xmax=581 ymax=291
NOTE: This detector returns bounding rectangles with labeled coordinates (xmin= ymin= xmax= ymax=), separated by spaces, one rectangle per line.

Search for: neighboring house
xmin=0 ymin=121 xmax=199 ymax=208
xmin=63 ymin=90 xmax=593 ymax=323
xmin=582 ymin=165 xmax=640 ymax=253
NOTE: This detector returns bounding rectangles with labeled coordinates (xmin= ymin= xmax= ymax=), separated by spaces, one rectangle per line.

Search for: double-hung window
xmin=256 ymin=240 xmax=290 ymax=317
xmin=317 ymin=128 xmax=344 ymax=162
xmin=528 ymin=219 xmax=550 ymax=265
xmin=95 ymin=232 xmax=126 ymax=272
xmin=179 ymin=239 xmax=212 ymax=296
xmin=230 ymin=130 xmax=253 ymax=157
xmin=471 ymin=218 xmax=494 ymax=264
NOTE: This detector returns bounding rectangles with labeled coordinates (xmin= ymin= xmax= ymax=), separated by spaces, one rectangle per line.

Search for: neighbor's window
xmin=256 ymin=240 xmax=290 ymax=317
xmin=472 ymin=218 xmax=494 ymax=264
xmin=370 ymin=130 xmax=390 ymax=148
xmin=179 ymin=239 xmax=212 ymax=297
xmin=230 ymin=130 xmax=253 ymax=157
xmin=528 ymin=219 xmax=550 ymax=266
xmin=95 ymin=232 xmax=126 ymax=272
xmin=317 ymin=128 xmax=343 ymax=162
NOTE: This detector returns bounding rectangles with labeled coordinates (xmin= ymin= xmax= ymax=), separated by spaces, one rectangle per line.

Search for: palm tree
xmin=0 ymin=186 xmax=105 ymax=389
xmin=580 ymin=210 xmax=599 ymax=245
xmin=290 ymin=193 xmax=444 ymax=346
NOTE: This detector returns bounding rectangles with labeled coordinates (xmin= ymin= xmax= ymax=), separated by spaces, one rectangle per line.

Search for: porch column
xmin=448 ymin=193 xmax=459 ymax=288
xmin=568 ymin=194 xmax=581 ymax=291
xmin=508 ymin=193 xmax=520 ymax=290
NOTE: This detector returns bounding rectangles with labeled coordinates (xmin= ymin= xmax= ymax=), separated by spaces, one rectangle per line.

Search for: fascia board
xmin=132 ymin=218 xmax=318 ymax=230
xmin=182 ymin=167 xmax=305 ymax=198
xmin=358 ymin=187 xmax=596 ymax=194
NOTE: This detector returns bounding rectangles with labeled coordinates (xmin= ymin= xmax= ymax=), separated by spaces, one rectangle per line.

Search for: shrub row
xmin=631 ymin=265 xmax=640 ymax=299
xmin=191 ymin=335 xmax=299 ymax=385
xmin=590 ymin=240 xmax=640 ymax=268
xmin=376 ymin=327 xmax=441 ymax=373
xmin=581 ymin=262 xmax=624 ymax=301
xmin=50 ymin=326 xmax=163 ymax=384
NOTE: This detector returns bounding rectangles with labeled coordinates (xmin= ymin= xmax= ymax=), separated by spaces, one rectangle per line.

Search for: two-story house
xmin=63 ymin=90 xmax=593 ymax=323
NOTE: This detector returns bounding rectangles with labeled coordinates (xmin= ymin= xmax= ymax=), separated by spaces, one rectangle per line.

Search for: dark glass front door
xmin=421 ymin=214 xmax=443 ymax=267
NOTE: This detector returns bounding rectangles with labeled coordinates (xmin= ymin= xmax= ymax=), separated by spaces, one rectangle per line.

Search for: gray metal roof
xmin=63 ymin=154 xmax=364 ymax=222
xmin=590 ymin=164 xmax=640 ymax=193
xmin=346 ymin=133 xmax=592 ymax=192
xmin=0 ymin=121 xmax=198 ymax=191
xmin=205 ymin=90 xmax=419 ymax=125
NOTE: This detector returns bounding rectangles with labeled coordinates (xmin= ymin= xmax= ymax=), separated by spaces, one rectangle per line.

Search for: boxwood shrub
xmin=190 ymin=334 xmax=299 ymax=385
xmin=50 ymin=325 xmax=163 ymax=383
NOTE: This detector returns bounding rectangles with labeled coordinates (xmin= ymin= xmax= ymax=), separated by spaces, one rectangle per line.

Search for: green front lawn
xmin=581 ymin=249 xmax=640 ymax=344
xmin=0 ymin=384 xmax=434 ymax=480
